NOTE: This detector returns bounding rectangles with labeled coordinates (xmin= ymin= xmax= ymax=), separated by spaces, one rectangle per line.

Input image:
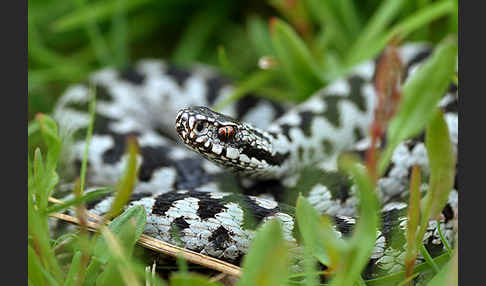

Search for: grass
xmin=28 ymin=0 xmax=458 ymax=285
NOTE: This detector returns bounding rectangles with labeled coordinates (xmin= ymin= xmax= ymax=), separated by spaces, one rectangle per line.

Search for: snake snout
xmin=175 ymin=109 xmax=191 ymax=140
xmin=175 ymin=107 xmax=211 ymax=145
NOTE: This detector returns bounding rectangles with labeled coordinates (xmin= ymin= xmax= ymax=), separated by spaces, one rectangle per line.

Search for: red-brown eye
xmin=218 ymin=126 xmax=235 ymax=141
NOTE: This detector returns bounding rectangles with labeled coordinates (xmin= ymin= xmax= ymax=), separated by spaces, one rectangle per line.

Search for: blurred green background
xmin=28 ymin=2 xmax=458 ymax=284
xmin=28 ymin=0 xmax=457 ymax=120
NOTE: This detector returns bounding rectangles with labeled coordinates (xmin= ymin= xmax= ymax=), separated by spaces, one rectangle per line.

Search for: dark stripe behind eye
xmin=240 ymin=145 xmax=290 ymax=166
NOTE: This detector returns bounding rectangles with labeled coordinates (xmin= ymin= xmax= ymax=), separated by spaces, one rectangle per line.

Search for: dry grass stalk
xmin=48 ymin=197 xmax=242 ymax=278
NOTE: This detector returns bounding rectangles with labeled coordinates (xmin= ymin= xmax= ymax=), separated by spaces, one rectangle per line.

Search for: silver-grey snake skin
xmin=53 ymin=43 xmax=458 ymax=279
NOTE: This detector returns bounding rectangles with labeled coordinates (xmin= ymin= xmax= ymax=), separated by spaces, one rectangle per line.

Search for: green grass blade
xmin=237 ymin=220 xmax=290 ymax=286
xmin=51 ymin=233 xmax=77 ymax=249
xmin=28 ymin=121 xmax=40 ymax=138
xmin=436 ymin=220 xmax=452 ymax=255
xmin=95 ymin=260 xmax=128 ymax=286
xmin=79 ymin=86 xmax=96 ymax=195
xmin=379 ymin=38 xmax=457 ymax=174
xmin=333 ymin=0 xmax=361 ymax=38
xmin=28 ymin=203 xmax=64 ymax=284
xmin=93 ymin=205 xmax=147 ymax=264
xmin=44 ymin=188 xmax=111 ymax=214
xmin=29 ymin=133 xmax=65 ymax=283
xmin=405 ymin=165 xmax=421 ymax=277
xmin=63 ymin=251 xmax=82 ymax=286
xmin=384 ymin=1 xmax=455 ymax=44
xmin=28 ymin=16 xmax=76 ymax=68
xmin=28 ymin=244 xmax=62 ymax=286
xmin=268 ymin=0 xmax=314 ymax=42
xmin=67 ymin=0 xmax=113 ymax=66
xmin=28 ymin=245 xmax=48 ymax=286
xmin=360 ymin=1 xmax=456 ymax=66
xmin=84 ymin=257 xmax=104 ymax=286
xmin=213 ymin=70 xmax=277 ymax=111
xmin=304 ymin=0 xmax=350 ymax=51
xmin=176 ymin=252 xmax=188 ymax=274
xmin=424 ymin=261 xmax=450 ymax=286
xmin=346 ymin=0 xmax=405 ymax=66
xmin=32 ymin=148 xmax=45 ymax=195
xmin=421 ymin=110 xmax=456 ymax=221
xmin=253 ymin=87 xmax=295 ymax=103
xmin=396 ymin=273 xmax=420 ymax=286
xmin=28 ymin=67 xmax=89 ymax=92
xmin=52 ymin=0 xmax=153 ymax=32
xmin=247 ymin=16 xmax=275 ymax=56
xmin=217 ymin=45 xmax=243 ymax=78
xmin=172 ymin=3 xmax=230 ymax=64
xmin=419 ymin=244 xmax=439 ymax=273
xmin=106 ymin=136 xmax=140 ymax=219
xmin=270 ymin=18 xmax=326 ymax=100
xmin=110 ymin=0 xmax=129 ymax=67
xmin=296 ymin=195 xmax=346 ymax=267
xmin=301 ymin=246 xmax=319 ymax=286
xmin=448 ymin=0 xmax=458 ymax=34
xmin=413 ymin=111 xmax=455 ymax=252
xmin=96 ymin=224 xmax=145 ymax=286
xmin=365 ymin=253 xmax=450 ymax=285
xmin=331 ymin=155 xmax=380 ymax=286
xmin=170 ymin=273 xmax=222 ymax=286
xmin=36 ymin=114 xmax=61 ymax=172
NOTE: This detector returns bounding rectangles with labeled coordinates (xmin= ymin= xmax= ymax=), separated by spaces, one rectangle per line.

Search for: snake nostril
xmin=176 ymin=111 xmax=182 ymax=122
xmin=176 ymin=112 xmax=189 ymax=127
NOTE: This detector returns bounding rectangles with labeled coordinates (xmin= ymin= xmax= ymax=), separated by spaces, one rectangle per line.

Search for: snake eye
xmin=218 ymin=126 xmax=235 ymax=141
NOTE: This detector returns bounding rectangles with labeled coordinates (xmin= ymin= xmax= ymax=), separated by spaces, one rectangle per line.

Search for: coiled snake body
xmin=54 ymin=43 xmax=458 ymax=278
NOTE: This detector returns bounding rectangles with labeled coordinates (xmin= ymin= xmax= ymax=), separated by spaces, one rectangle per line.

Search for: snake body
xmin=54 ymin=43 xmax=458 ymax=278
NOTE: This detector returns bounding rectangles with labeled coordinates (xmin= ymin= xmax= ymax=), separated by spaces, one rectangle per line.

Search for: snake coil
xmin=53 ymin=43 xmax=458 ymax=279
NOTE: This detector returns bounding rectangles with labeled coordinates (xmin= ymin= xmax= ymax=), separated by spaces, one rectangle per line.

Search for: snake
xmin=53 ymin=42 xmax=458 ymax=279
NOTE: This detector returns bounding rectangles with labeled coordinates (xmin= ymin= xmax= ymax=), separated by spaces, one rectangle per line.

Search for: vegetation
xmin=28 ymin=0 xmax=458 ymax=285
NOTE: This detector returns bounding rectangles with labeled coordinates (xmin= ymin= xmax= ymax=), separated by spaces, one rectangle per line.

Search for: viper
xmin=53 ymin=43 xmax=458 ymax=279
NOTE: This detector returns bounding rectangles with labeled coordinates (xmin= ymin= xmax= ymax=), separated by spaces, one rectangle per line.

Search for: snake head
xmin=175 ymin=106 xmax=285 ymax=174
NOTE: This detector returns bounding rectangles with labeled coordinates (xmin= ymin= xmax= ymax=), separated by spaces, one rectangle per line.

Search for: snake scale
xmin=53 ymin=43 xmax=458 ymax=279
